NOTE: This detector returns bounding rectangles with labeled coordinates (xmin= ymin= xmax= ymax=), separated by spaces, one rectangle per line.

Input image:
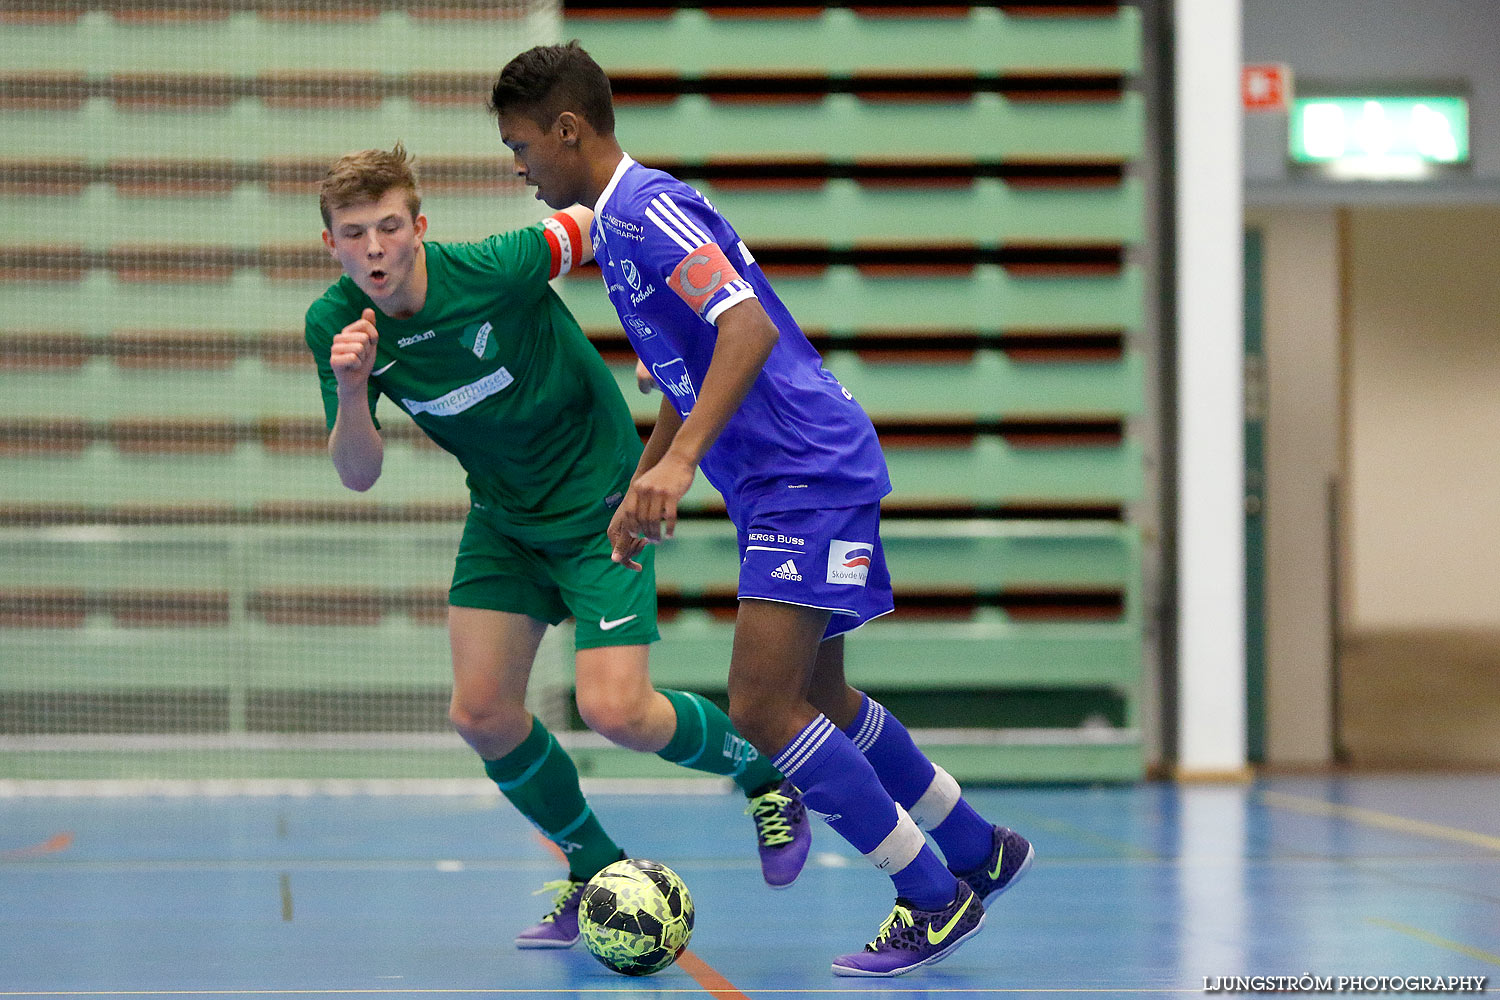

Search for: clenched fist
xmin=331 ymin=308 xmax=380 ymax=391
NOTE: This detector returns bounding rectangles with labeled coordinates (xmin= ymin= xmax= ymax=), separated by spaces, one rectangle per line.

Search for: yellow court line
xmin=1260 ymin=791 xmax=1500 ymax=853
xmin=1366 ymin=917 xmax=1500 ymax=967
xmin=1005 ymin=807 xmax=1159 ymax=860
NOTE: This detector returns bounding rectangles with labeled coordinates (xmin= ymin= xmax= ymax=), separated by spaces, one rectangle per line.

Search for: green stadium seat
xmin=0 ymin=337 xmax=1142 ymax=423
xmin=695 ymin=178 xmax=1144 ymax=245
xmin=561 ymin=266 xmax=1146 ymax=331
xmin=0 ymin=0 xmax=1148 ymax=782
xmin=568 ymin=7 xmax=1141 ymax=77
xmin=0 ymin=613 xmax=1139 ymax=696
xmin=5 ymin=7 xmax=1139 ymax=78
xmin=4 ymin=176 xmax=1145 ymax=247
xmin=1 ymin=519 xmax=1137 ymax=596
xmin=603 ymin=351 xmax=1144 ymax=422
xmin=1 ymin=10 xmax=558 ymax=75
xmin=1 ymin=91 xmax=1143 ymax=162
xmin=0 ymin=427 xmax=1139 ymax=509
xmin=0 ymin=265 xmax=1143 ymax=332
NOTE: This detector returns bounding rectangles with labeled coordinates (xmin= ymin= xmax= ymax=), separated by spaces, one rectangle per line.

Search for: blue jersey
xmin=590 ymin=155 xmax=890 ymax=521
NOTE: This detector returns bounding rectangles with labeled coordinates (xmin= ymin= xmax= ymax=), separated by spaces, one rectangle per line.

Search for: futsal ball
xmin=578 ymin=858 xmax=694 ymax=976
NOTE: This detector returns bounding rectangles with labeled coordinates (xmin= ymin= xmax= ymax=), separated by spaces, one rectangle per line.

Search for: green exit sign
xmin=1289 ymin=95 xmax=1469 ymax=176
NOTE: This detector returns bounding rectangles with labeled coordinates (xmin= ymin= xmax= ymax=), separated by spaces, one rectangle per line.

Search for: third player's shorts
xmin=734 ymin=501 xmax=895 ymax=640
xmin=449 ymin=504 xmax=660 ymax=650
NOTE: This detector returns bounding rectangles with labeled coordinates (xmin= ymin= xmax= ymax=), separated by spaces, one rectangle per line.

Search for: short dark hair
xmin=489 ymin=40 xmax=615 ymax=136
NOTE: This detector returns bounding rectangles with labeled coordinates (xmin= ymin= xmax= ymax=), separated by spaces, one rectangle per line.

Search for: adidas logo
xmin=770 ymin=559 xmax=803 ymax=581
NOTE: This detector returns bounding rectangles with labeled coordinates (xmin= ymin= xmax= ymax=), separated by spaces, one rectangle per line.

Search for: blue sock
xmin=774 ymin=714 xmax=956 ymax=910
xmin=845 ymin=693 xmax=994 ymax=875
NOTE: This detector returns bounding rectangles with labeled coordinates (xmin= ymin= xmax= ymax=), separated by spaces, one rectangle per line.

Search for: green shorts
xmin=449 ymin=506 xmax=660 ymax=650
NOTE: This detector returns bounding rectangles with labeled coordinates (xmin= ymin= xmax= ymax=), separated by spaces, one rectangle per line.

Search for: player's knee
xmin=808 ymin=682 xmax=864 ymax=730
xmin=448 ymin=694 xmax=527 ymax=743
xmin=576 ymin=688 xmax=653 ymax=747
xmin=726 ymin=698 xmax=781 ymax=757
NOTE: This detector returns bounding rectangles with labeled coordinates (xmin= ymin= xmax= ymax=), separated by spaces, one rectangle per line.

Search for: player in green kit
xmin=304 ymin=144 xmax=810 ymax=947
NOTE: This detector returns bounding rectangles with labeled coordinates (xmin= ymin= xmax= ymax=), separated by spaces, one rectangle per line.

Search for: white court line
xmin=0 ymin=858 xmax=766 ymax=874
xmin=0 ymin=777 xmax=732 ymax=798
xmin=0 ymin=990 xmax=1204 ymax=996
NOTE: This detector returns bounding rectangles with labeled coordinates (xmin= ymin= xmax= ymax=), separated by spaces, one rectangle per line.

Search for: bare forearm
xmin=633 ymin=396 xmax=683 ymax=480
xmin=329 ymin=388 xmax=383 ymax=491
xmin=608 ymin=301 xmax=775 ymax=557
xmin=665 ymin=300 xmax=778 ymax=467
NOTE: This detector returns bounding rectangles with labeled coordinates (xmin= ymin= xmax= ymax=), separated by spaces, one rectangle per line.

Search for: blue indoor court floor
xmin=2 ymin=776 xmax=1498 ymax=999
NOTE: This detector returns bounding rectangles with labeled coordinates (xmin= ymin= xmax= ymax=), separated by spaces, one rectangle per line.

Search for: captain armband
xmin=668 ymin=241 xmax=748 ymax=318
xmin=541 ymin=211 xmax=586 ymax=279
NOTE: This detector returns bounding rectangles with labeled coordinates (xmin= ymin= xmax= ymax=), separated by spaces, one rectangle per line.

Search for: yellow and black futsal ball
xmin=578 ymin=858 xmax=694 ymax=976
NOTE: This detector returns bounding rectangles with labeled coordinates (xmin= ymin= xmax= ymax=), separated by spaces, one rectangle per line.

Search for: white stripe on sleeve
xmin=658 ymin=192 xmax=714 ymax=245
xmin=703 ymin=285 xmax=757 ymax=325
xmin=645 ymin=205 xmax=697 ymax=254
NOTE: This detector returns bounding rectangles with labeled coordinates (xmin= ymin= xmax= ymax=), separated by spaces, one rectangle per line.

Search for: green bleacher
xmin=0 ymin=0 xmax=1147 ymax=783
xmin=1 ymin=343 xmax=1145 ymax=421
xmin=14 ymin=180 xmax=1146 ymax=246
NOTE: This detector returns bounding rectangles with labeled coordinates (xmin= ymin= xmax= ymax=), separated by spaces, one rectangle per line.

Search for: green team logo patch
xmin=460 ymin=320 xmax=497 ymax=361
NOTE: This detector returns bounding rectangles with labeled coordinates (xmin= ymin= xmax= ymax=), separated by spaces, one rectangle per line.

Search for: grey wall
xmin=1244 ymin=208 xmax=1340 ymax=765
xmin=1243 ymin=0 xmax=1500 ymax=189
xmin=1240 ymin=1 xmax=1500 ymax=764
xmin=1345 ymin=206 xmax=1500 ymax=629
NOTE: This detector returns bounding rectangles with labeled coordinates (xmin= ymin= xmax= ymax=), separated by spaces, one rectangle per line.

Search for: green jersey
xmin=305 ymin=225 xmax=640 ymax=541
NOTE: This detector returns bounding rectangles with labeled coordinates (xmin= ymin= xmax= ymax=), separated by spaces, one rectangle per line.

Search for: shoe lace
xmin=866 ymin=902 xmax=915 ymax=951
xmin=746 ymin=789 xmax=793 ymax=847
xmin=531 ymin=878 xmax=582 ymax=924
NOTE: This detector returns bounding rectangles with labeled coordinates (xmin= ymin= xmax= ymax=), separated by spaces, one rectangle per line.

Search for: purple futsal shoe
xmin=514 ymin=877 xmax=584 ymax=949
xmin=746 ymin=779 xmax=811 ymax=888
xmin=954 ymin=825 xmax=1035 ymax=905
xmin=831 ymin=881 xmax=985 ymax=977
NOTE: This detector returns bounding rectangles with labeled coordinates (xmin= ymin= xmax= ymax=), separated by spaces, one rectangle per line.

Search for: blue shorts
xmin=734 ymin=502 xmax=894 ymax=640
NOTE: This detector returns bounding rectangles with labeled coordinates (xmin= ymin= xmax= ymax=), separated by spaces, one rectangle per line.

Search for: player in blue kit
xmin=490 ymin=43 xmax=1034 ymax=977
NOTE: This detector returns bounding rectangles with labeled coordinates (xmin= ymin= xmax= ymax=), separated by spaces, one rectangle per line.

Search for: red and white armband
xmin=541 ymin=211 xmax=586 ymax=279
xmin=668 ymin=241 xmax=754 ymax=321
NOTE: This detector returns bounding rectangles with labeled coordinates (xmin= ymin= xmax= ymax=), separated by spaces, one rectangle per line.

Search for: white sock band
xmin=863 ymin=805 xmax=925 ymax=874
xmin=907 ymin=764 xmax=961 ymax=830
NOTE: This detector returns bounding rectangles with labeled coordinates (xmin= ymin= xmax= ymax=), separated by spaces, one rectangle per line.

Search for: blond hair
xmin=318 ymin=142 xmax=422 ymax=229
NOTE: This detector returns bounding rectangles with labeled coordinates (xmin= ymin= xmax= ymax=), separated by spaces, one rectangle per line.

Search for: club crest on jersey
xmin=827 ymin=539 xmax=873 ymax=586
xmin=620 ymin=258 xmax=656 ymax=305
xmin=459 ymin=320 xmax=497 ymax=361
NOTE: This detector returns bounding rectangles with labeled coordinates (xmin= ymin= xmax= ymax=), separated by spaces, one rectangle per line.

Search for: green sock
xmin=656 ymin=688 xmax=782 ymax=794
xmin=482 ymin=717 xmax=623 ymax=881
